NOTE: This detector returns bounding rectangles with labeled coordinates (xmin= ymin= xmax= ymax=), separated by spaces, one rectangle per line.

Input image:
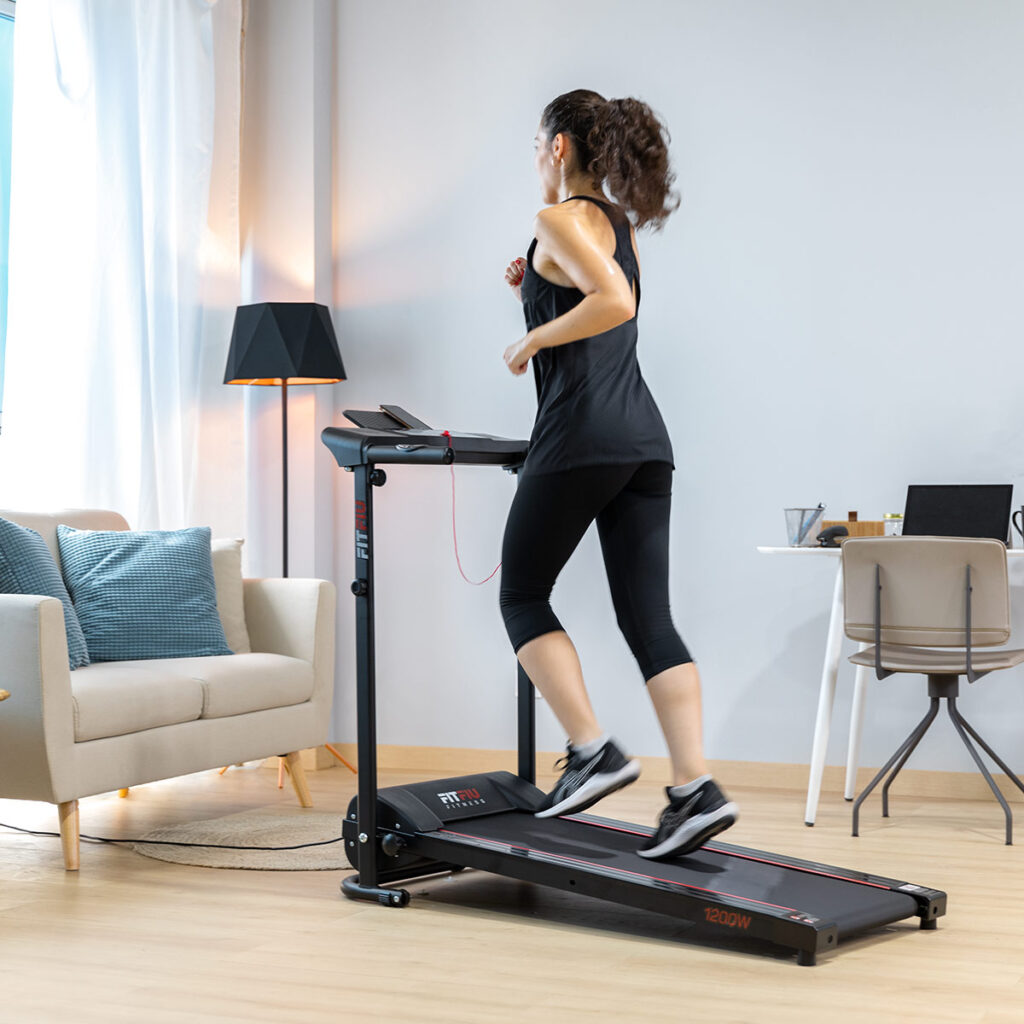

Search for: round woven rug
xmin=132 ymin=807 xmax=348 ymax=870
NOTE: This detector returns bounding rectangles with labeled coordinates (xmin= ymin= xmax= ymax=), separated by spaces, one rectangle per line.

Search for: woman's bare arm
xmin=504 ymin=205 xmax=635 ymax=374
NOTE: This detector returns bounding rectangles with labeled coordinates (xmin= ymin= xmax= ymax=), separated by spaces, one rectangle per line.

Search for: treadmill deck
xmin=434 ymin=811 xmax=920 ymax=939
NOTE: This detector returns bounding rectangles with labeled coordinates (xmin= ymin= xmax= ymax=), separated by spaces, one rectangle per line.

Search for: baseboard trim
xmin=324 ymin=743 xmax=1024 ymax=803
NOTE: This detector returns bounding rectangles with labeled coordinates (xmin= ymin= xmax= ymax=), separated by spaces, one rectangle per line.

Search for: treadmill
xmin=321 ymin=408 xmax=946 ymax=966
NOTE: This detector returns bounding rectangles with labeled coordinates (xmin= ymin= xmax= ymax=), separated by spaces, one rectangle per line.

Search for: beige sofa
xmin=0 ymin=509 xmax=337 ymax=870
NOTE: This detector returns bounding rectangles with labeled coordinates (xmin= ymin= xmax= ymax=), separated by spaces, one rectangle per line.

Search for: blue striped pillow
xmin=56 ymin=525 xmax=232 ymax=662
xmin=0 ymin=517 xmax=91 ymax=670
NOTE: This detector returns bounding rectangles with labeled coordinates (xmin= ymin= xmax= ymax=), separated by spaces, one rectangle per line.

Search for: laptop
xmin=902 ymin=484 xmax=1013 ymax=543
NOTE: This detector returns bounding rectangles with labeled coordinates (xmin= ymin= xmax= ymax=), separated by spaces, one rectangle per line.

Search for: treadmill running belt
xmin=437 ymin=812 xmax=918 ymax=938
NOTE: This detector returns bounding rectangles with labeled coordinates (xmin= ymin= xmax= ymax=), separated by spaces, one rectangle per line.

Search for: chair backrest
xmin=0 ymin=509 xmax=129 ymax=567
xmin=842 ymin=536 xmax=1010 ymax=647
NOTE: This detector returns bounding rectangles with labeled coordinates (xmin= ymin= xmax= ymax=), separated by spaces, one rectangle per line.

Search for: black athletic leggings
xmin=499 ymin=461 xmax=692 ymax=682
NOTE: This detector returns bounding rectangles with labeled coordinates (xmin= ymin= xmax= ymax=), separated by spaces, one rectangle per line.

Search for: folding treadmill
xmin=321 ymin=408 xmax=946 ymax=966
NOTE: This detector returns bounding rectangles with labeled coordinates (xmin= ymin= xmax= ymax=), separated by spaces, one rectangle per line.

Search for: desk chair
xmin=842 ymin=536 xmax=1024 ymax=844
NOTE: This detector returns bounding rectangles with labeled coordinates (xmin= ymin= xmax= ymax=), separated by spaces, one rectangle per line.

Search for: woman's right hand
xmin=504 ymin=257 xmax=526 ymax=302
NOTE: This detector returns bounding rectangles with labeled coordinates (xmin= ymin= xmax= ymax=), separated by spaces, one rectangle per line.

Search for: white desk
xmin=757 ymin=544 xmax=1024 ymax=826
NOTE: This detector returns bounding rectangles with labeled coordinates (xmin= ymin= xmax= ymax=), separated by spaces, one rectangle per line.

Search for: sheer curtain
xmin=0 ymin=0 xmax=244 ymax=534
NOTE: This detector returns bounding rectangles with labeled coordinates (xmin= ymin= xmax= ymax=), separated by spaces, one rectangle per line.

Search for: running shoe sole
xmin=534 ymin=760 xmax=642 ymax=819
xmin=637 ymin=802 xmax=739 ymax=860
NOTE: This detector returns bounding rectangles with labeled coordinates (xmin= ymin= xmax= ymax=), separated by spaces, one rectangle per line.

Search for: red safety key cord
xmin=443 ymin=430 xmax=502 ymax=586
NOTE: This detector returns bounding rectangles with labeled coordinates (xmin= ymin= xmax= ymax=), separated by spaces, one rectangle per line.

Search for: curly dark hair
xmin=540 ymin=89 xmax=680 ymax=232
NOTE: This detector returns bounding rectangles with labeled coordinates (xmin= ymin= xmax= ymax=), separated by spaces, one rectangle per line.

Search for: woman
xmin=499 ymin=89 xmax=737 ymax=859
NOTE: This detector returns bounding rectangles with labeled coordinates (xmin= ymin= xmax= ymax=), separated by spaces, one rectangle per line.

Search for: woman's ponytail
xmin=590 ymin=98 xmax=679 ymax=231
xmin=541 ymin=89 xmax=680 ymax=231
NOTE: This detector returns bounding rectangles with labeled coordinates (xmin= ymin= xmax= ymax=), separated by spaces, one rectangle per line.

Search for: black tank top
xmin=519 ymin=196 xmax=674 ymax=475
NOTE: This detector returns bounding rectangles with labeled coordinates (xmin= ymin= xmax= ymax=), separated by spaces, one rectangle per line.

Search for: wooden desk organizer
xmin=821 ymin=519 xmax=886 ymax=539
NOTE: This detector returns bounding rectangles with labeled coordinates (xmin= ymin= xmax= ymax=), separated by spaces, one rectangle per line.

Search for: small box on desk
xmin=821 ymin=520 xmax=885 ymax=540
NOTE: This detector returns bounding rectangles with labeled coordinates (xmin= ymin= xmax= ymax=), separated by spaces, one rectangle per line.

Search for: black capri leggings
xmin=499 ymin=461 xmax=692 ymax=682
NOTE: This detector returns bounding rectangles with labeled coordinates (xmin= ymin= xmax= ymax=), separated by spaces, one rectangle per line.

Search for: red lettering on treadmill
xmin=704 ymin=907 xmax=751 ymax=930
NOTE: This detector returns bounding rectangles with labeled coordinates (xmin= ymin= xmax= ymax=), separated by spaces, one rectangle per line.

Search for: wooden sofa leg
xmin=58 ymin=800 xmax=80 ymax=871
xmin=284 ymin=752 xmax=313 ymax=808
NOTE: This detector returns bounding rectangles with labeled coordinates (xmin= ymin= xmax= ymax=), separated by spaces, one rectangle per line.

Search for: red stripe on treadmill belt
xmin=438 ymin=828 xmax=797 ymax=913
xmin=560 ymin=817 xmax=651 ymax=838
xmin=562 ymin=815 xmax=891 ymax=891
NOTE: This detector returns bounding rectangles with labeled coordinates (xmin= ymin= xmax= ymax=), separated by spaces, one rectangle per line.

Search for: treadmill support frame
xmin=347 ymin=462 xmax=410 ymax=905
xmin=345 ymin=455 xmax=535 ymax=903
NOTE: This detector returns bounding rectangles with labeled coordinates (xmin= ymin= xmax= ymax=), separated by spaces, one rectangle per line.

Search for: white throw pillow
xmin=211 ymin=538 xmax=251 ymax=654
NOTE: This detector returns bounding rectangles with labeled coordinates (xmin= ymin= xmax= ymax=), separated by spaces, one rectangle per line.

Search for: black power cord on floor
xmin=0 ymin=820 xmax=344 ymax=852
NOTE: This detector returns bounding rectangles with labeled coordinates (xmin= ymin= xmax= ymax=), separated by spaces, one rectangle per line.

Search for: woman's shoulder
xmin=532 ymin=200 xmax=618 ymax=244
xmin=532 ymin=203 xmax=573 ymax=233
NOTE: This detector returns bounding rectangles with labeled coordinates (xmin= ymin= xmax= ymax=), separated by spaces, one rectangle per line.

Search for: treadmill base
xmin=341 ymin=770 xmax=946 ymax=966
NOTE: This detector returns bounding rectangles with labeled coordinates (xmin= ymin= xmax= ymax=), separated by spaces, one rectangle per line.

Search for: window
xmin=0 ymin=0 xmax=14 ymax=430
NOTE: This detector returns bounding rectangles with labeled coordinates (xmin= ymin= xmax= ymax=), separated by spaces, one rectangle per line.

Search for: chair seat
xmin=850 ymin=644 xmax=1024 ymax=674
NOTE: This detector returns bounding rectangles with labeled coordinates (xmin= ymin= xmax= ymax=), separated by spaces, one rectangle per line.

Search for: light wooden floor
xmin=0 ymin=761 xmax=1022 ymax=1023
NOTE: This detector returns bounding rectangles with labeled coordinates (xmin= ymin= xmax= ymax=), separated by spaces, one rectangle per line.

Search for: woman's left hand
xmin=504 ymin=332 xmax=538 ymax=375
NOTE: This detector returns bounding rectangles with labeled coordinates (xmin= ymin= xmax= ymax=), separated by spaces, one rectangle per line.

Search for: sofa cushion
xmin=57 ymin=525 xmax=232 ymax=662
xmin=70 ymin=662 xmax=205 ymax=742
xmin=0 ymin=509 xmax=130 ymax=565
xmin=69 ymin=653 xmax=312 ymax=741
xmin=211 ymin=538 xmax=251 ymax=654
xmin=161 ymin=653 xmax=314 ymax=720
xmin=0 ymin=517 xmax=91 ymax=670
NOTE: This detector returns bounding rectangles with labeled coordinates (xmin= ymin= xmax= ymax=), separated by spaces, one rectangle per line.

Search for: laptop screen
xmin=902 ymin=484 xmax=1013 ymax=542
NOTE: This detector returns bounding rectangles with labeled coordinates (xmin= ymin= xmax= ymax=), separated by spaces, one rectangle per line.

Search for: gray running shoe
xmin=638 ymin=780 xmax=738 ymax=859
xmin=534 ymin=738 xmax=641 ymax=818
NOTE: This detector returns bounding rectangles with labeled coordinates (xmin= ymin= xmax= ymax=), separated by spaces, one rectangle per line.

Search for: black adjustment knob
xmin=351 ymin=580 xmax=368 ymax=597
xmin=370 ymin=469 xmax=387 ymax=486
xmin=381 ymin=833 xmax=406 ymax=858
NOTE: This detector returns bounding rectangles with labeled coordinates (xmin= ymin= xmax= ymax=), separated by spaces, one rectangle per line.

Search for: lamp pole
xmin=281 ymin=379 xmax=289 ymax=578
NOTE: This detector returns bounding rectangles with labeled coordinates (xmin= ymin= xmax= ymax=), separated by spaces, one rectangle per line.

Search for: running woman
xmin=499 ymin=89 xmax=737 ymax=859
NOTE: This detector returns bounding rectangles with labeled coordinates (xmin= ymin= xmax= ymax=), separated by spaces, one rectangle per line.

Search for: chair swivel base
xmin=852 ymin=674 xmax=1024 ymax=844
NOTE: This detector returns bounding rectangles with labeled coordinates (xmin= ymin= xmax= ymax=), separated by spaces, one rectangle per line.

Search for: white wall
xmin=240 ymin=0 xmax=339 ymax=584
xmin=326 ymin=0 xmax=1024 ymax=773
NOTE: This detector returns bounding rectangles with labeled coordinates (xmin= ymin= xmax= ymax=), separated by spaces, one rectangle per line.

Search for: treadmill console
xmin=342 ymin=405 xmax=432 ymax=431
xmin=323 ymin=405 xmax=529 ymax=469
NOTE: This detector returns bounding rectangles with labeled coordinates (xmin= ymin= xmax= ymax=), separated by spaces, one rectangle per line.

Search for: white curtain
xmin=0 ymin=0 xmax=245 ymax=534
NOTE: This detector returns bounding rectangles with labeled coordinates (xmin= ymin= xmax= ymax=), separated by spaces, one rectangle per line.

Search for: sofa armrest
xmin=0 ymin=595 xmax=77 ymax=801
xmin=242 ymin=578 xmax=337 ymax=703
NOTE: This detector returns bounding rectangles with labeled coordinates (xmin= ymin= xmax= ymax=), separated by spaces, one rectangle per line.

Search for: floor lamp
xmin=223 ymin=301 xmax=356 ymax=777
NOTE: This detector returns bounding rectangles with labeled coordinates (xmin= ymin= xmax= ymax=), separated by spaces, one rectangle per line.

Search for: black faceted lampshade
xmin=223 ymin=302 xmax=346 ymax=385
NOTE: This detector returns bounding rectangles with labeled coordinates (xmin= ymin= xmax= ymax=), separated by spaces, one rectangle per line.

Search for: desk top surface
xmin=758 ymin=545 xmax=1024 ymax=557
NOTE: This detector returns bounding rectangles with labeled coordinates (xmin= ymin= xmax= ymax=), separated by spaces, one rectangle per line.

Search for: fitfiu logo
xmin=704 ymin=907 xmax=751 ymax=930
xmin=437 ymin=788 xmax=486 ymax=809
xmin=355 ymin=499 xmax=368 ymax=561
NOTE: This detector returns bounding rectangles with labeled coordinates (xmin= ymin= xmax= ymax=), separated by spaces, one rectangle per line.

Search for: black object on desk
xmin=817 ymin=525 xmax=849 ymax=548
xmin=902 ymin=484 xmax=1013 ymax=543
